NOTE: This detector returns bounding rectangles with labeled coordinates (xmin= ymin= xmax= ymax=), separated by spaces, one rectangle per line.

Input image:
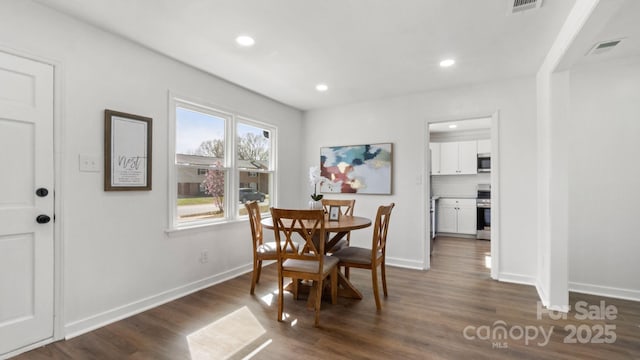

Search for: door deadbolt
xmin=36 ymin=188 xmax=49 ymax=197
xmin=36 ymin=215 xmax=51 ymax=224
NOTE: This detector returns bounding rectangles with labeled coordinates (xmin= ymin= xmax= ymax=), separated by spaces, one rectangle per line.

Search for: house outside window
xmin=169 ymin=97 xmax=275 ymax=228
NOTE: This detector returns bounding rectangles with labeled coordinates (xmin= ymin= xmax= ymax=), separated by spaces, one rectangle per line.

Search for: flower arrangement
xmin=309 ymin=166 xmax=324 ymax=201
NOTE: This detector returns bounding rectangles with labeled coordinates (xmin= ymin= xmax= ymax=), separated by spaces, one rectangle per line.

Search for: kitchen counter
xmin=434 ymin=195 xmax=477 ymax=199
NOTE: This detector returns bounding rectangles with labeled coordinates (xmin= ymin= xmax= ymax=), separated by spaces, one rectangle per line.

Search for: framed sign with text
xmin=104 ymin=109 xmax=152 ymax=191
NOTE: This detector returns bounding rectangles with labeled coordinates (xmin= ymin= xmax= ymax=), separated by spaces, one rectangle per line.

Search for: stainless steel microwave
xmin=477 ymin=155 xmax=491 ymax=172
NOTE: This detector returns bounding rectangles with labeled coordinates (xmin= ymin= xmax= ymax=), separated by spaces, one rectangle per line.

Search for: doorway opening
xmin=425 ymin=114 xmax=499 ymax=279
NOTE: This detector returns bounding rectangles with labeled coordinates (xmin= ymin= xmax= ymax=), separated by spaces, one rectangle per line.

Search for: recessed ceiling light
xmin=315 ymin=83 xmax=328 ymax=92
xmin=440 ymin=59 xmax=455 ymax=67
xmin=448 ymin=124 xmax=458 ymax=129
xmin=235 ymin=35 xmax=255 ymax=47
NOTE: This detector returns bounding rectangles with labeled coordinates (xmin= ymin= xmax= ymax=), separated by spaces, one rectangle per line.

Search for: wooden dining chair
xmin=332 ymin=203 xmax=395 ymax=311
xmin=321 ymin=199 xmax=355 ymax=251
xmin=270 ymin=208 xmax=339 ymax=327
xmin=245 ymin=201 xmax=298 ymax=295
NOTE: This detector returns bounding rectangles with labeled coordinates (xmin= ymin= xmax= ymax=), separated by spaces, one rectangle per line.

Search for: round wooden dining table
xmin=260 ymin=215 xmax=371 ymax=253
xmin=260 ymin=214 xmax=372 ymax=300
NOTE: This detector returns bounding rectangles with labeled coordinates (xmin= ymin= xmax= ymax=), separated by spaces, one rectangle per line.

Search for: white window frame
xmin=236 ymin=116 xmax=276 ymax=217
xmin=168 ymin=95 xmax=276 ymax=230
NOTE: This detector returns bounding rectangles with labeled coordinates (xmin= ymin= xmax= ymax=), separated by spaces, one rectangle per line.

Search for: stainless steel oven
xmin=476 ymin=184 xmax=490 ymax=240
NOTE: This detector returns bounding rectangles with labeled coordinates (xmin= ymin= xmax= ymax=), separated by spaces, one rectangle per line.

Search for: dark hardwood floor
xmin=14 ymin=236 xmax=640 ymax=359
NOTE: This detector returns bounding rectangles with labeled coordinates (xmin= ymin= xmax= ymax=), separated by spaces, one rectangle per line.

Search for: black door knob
xmin=36 ymin=188 xmax=49 ymax=197
xmin=36 ymin=215 xmax=51 ymax=224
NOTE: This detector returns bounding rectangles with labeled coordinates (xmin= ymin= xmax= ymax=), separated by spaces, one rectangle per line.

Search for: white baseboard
xmin=533 ymin=282 xmax=569 ymax=313
xmin=499 ymin=273 xmax=571 ymax=311
xmin=498 ymin=272 xmax=535 ymax=286
xmin=435 ymin=233 xmax=476 ymax=239
xmin=545 ymin=303 xmax=570 ymax=313
xmin=386 ymin=256 xmax=424 ymax=270
xmin=569 ymin=281 xmax=640 ymax=302
xmin=536 ymin=281 xmax=549 ymax=308
xmin=64 ymin=263 xmax=253 ymax=339
xmin=2 ymin=336 xmax=55 ymax=360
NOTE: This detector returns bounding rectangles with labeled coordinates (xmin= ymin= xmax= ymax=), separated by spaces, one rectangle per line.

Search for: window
xmin=170 ymin=98 xmax=276 ymax=228
xmin=236 ymin=121 xmax=273 ymax=217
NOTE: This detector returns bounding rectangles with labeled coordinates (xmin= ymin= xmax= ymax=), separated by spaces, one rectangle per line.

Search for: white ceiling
xmin=558 ymin=0 xmax=640 ymax=71
xmin=36 ymin=0 xmax=582 ymax=110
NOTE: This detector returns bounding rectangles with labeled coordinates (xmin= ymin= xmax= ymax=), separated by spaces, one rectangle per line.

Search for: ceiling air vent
xmin=508 ymin=0 xmax=543 ymax=14
xmin=587 ymin=39 xmax=624 ymax=55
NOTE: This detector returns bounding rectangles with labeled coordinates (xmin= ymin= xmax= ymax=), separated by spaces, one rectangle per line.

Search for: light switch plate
xmin=79 ymin=154 xmax=100 ymax=172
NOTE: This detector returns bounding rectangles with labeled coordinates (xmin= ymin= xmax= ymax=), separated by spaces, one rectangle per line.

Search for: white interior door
xmin=0 ymin=51 xmax=54 ymax=356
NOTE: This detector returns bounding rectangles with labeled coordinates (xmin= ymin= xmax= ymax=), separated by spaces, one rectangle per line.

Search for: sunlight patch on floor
xmin=187 ymin=306 xmax=267 ymax=359
xmin=484 ymin=255 xmax=491 ymax=269
xmin=260 ymin=292 xmax=275 ymax=306
xmin=260 ymin=287 xmax=299 ymax=327
xmin=241 ymin=339 xmax=272 ymax=360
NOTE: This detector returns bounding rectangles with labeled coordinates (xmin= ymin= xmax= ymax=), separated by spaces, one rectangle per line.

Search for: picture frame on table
xmin=328 ymin=205 xmax=340 ymax=221
xmin=104 ymin=109 xmax=152 ymax=191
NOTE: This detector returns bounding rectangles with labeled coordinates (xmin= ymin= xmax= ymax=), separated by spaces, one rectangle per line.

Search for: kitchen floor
xmin=431 ymin=235 xmax=491 ymax=275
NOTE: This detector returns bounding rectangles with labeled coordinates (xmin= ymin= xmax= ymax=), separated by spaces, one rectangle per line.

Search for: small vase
xmin=308 ymin=200 xmax=323 ymax=210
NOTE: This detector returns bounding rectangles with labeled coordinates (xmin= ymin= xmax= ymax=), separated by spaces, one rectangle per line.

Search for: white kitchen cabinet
xmin=429 ymin=142 xmax=441 ymax=175
xmin=436 ymin=198 xmax=476 ymax=235
xmin=477 ymin=139 xmax=491 ymax=155
xmin=439 ymin=142 xmax=458 ymax=175
xmin=456 ymin=202 xmax=477 ymax=235
xmin=458 ymin=141 xmax=478 ymax=174
xmin=436 ymin=200 xmax=458 ymax=233
xmin=436 ymin=141 xmax=477 ymax=175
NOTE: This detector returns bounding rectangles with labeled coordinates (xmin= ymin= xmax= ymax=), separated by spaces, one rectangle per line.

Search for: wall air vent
xmin=508 ymin=0 xmax=543 ymax=14
xmin=587 ymin=39 xmax=624 ymax=55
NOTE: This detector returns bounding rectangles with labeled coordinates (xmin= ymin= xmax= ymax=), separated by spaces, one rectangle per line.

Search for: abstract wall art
xmin=319 ymin=143 xmax=392 ymax=194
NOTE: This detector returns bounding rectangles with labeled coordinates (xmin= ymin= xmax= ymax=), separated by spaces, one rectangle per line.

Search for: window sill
xmin=164 ymin=218 xmax=247 ymax=236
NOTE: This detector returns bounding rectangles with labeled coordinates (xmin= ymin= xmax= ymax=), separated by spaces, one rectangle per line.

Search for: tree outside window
xmin=172 ymin=102 xmax=275 ymax=228
xmin=202 ymin=161 xmax=225 ymax=214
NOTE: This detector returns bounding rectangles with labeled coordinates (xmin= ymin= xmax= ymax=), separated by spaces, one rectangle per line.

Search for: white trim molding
xmin=569 ymin=282 xmax=640 ymax=303
xmin=499 ymin=272 xmax=536 ymax=286
xmin=386 ymin=257 xmax=424 ymax=271
xmin=536 ymin=282 xmax=570 ymax=313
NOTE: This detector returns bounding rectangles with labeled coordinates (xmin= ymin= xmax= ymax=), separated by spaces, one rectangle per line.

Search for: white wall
xmin=431 ymin=174 xmax=490 ymax=198
xmin=0 ymin=0 xmax=303 ymax=337
xmin=568 ymin=56 xmax=640 ymax=300
xmin=303 ymin=77 xmax=539 ymax=279
xmin=535 ymin=0 xmax=599 ymax=310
